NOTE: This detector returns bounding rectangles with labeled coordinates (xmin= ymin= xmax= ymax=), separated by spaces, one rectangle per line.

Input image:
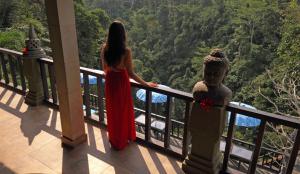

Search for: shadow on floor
xmin=0 ymin=162 xmax=17 ymax=174
xmin=0 ymin=90 xmax=55 ymax=144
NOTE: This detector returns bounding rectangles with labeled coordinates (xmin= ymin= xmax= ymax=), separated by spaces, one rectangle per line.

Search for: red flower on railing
xmin=22 ymin=47 xmax=29 ymax=55
xmin=199 ymin=98 xmax=214 ymax=111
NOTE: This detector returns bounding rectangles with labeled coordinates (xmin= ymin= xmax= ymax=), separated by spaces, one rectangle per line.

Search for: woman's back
xmin=102 ymin=45 xmax=130 ymax=72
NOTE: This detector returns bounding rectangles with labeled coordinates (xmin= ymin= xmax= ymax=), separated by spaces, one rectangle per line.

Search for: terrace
xmin=1 ymin=46 xmax=300 ymax=174
xmin=1 ymin=1 xmax=300 ymax=173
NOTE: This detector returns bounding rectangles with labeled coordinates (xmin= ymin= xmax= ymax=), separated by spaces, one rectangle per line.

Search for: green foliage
xmin=0 ymin=0 xmax=47 ymax=28
xmin=189 ymin=46 xmax=211 ymax=89
xmin=0 ymin=0 xmax=23 ymax=28
xmin=90 ymin=8 xmax=110 ymax=29
xmin=74 ymin=2 xmax=102 ymax=68
xmin=0 ymin=0 xmax=110 ymax=69
xmin=75 ymin=1 xmax=109 ymax=69
xmin=0 ymin=29 xmax=25 ymax=50
xmin=263 ymin=125 xmax=294 ymax=150
xmin=87 ymin=1 xmax=300 ymax=145
xmin=0 ymin=0 xmax=299 ymax=120
xmin=244 ymin=1 xmax=300 ymax=115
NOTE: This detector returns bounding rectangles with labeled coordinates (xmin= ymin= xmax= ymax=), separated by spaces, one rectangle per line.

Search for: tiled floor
xmin=2 ymin=86 xmax=300 ymax=174
xmin=0 ymin=87 xmax=183 ymax=174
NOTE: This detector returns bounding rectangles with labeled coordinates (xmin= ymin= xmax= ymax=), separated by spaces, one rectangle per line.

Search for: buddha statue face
xmin=204 ymin=64 xmax=226 ymax=87
xmin=203 ymin=49 xmax=229 ymax=87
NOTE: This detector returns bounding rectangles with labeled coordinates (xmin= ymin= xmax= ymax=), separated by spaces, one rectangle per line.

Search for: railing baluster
xmin=248 ymin=120 xmax=266 ymax=174
xmin=90 ymin=95 xmax=94 ymax=109
xmin=171 ymin=121 xmax=174 ymax=136
xmin=176 ymin=123 xmax=178 ymax=138
xmin=93 ymin=95 xmax=96 ymax=108
xmin=145 ymin=90 xmax=152 ymax=142
xmin=83 ymin=73 xmax=91 ymax=117
xmin=0 ymin=55 xmax=3 ymax=81
xmin=97 ymin=76 xmax=104 ymax=122
xmin=94 ymin=95 xmax=97 ymax=109
xmin=164 ymin=96 xmax=172 ymax=148
xmin=286 ymin=129 xmax=300 ymax=174
xmin=0 ymin=53 xmax=9 ymax=84
xmin=0 ymin=57 xmax=2 ymax=80
xmin=17 ymin=56 xmax=26 ymax=91
xmin=182 ymin=101 xmax=191 ymax=157
xmin=222 ymin=111 xmax=237 ymax=172
xmin=40 ymin=62 xmax=49 ymax=100
xmin=270 ymin=156 xmax=273 ymax=169
xmin=48 ymin=64 xmax=57 ymax=104
xmin=90 ymin=95 xmax=93 ymax=108
xmin=94 ymin=95 xmax=97 ymax=108
xmin=8 ymin=55 xmax=18 ymax=87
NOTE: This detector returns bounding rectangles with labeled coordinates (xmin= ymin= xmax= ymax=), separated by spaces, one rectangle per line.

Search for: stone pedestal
xmin=182 ymin=102 xmax=226 ymax=174
xmin=24 ymin=59 xmax=44 ymax=106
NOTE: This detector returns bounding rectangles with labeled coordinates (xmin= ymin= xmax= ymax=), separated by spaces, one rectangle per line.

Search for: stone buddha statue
xmin=182 ymin=49 xmax=232 ymax=174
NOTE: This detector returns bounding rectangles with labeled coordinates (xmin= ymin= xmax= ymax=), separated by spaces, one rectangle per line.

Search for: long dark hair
xmin=104 ymin=21 xmax=127 ymax=67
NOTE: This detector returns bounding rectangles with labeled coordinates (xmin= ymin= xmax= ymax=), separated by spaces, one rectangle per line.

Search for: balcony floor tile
xmin=0 ymin=87 xmax=184 ymax=174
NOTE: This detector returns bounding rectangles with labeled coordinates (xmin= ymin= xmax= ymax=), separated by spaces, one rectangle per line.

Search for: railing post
xmin=182 ymin=101 xmax=191 ymax=158
xmin=83 ymin=73 xmax=91 ymax=117
xmin=8 ymin=55 xmax=18 ymax=87
xmin=40 ymin=62 xmax=49 ymax=100
xmin=0 ymin=53 xmax=9 ymax=84
xmin=23 ymin=25 xmax=46 ymax=106
xmin=286 ymin=129 xmax=300 ymax=174
xmin=0 ymin=55 xmax=2 ymax=80
xmin=17 ymin=56 xmax=26 ymax=92
xmin=164 ymin=96 xmax=172 ymax=148
xmin=221 ymin=111 xmax=237 ymax=172
xmin=145 ymin=90 xmax=152 ymax=142
xmin=48 ymin=64 xmax=58 ymax=104
xmin=248 ymin=120 xmax=266 ymax=174
xmin=97 ymin=76 xmax=104 ymax=122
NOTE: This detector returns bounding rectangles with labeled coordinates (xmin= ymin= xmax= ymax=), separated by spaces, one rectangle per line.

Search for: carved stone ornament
xmin=23 ymin=25 xmax=46 ymax=59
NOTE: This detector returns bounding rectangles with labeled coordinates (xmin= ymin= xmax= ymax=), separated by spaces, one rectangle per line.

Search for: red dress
xmin=105 ymin=68 xmax=136 ymax=150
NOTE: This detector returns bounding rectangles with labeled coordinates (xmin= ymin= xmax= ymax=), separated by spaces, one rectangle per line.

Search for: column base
xmin=61 ymin=134 xmax=87 ymax=148
xmin=25 ymin=91 xmax=44 ymax=106
xmin=182 ymin=154 xmax=222 ymax=174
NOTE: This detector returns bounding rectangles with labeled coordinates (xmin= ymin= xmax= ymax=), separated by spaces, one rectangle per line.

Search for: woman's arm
xmin=125 ymin=49 xmax=157 ymax=87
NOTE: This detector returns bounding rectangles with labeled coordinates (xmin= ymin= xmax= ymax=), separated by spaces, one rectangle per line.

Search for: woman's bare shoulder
xmin=125 ymin=47 xmax=131 ymax=54
xmin=101 ymin=43 xmax=107 ymax=51
xmin=124 ymin=48 xmax=132 ymax=60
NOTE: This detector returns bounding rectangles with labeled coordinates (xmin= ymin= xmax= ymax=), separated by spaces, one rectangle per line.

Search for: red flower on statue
xmin=199 ymin=98 xmax=214 ymax=111
xmin=22 ymin=47 xmax=29 ymax=55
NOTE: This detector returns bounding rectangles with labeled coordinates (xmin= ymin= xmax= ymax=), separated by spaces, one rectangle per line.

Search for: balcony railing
xmin=38 ymin=57 xmax=192 ymax=158
xmin=0 ymin=48 xmax=299 ymax=174
xmin=0 ymin=48 xmax=26 ymax=95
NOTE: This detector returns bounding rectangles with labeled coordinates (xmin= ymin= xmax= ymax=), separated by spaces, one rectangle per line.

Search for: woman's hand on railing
xmin=147 ymin=82 xmax=158 ymax=87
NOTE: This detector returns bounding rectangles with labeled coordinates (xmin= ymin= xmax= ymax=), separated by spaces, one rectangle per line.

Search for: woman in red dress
xmin=101 ymin=21 xmax=157 ymax=150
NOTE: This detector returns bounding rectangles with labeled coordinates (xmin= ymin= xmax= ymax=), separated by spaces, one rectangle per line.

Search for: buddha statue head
xmin=203 ymin=49 xmax=229 ymax=87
